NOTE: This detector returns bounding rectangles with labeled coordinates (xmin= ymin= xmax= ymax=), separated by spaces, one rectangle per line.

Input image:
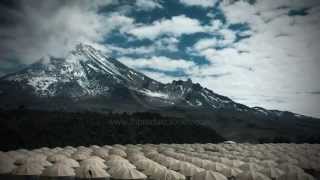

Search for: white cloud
xmin=105 ymin=36 xmax=179 ymax=56
xmin=192 ymin=24 xmax=237 ymax=51
xmin=135 ymin=0 xmax=163 ymax=10
xmin=106 ymin=45 xmax=156 ymax=55
xmin=154 ymin=37 xmax=179 ymax=52
xmin=142 ymin=71 xmax=182 ymax=83
xmin=219 ymin=29 xmax=237 ymax=44
xmin=188 ymin=0 xmax=320 ymax=117
xmin=179 ymin=0 xmax=218 ymax=8
xmin=104 ymin=13 xmax=135 ymax=34
xmin=0 ymin=0 xmax=133 ymax=64
xmin=208 ymin=19 xmax=224 ymax=30
xmin=119 ymin=56 xmax=196 ymax=72
xmin=193 ymin=39 xmax=219 ymax=51
xmin=193 ymin=32 xmax=236 ymax=51
xmin=127 ymin=15 xmax=205 ymax=40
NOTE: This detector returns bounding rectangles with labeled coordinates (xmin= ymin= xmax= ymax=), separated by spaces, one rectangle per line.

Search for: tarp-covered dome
xmin=108 ymin=165 xmax=147 ymax=179
xmin=203 ymin=162 xmax=229 ymax=173
xmin=177 ymin=163 xmax=204 ymax=177
xmin=239 ymin=163 xmax=264 ymax=172
xmin=192 ymin=170 xmax=227 ymax=180
xmin=107 ymin=160 xmax=136 ymax=169
xmin=261 ymin=166 xmax=284 ymax=179
xmin=72 ymin=152 xmax=91 ymax=161
xmin=56 ymin=158 xmax=80 ymax=168
xmin=20 ymin=156 xmax=52 ymax=167
xmin=219 ymin=166 xmax=242 ymax=178
xmin=76 ymin=164 xmax=110 ymax=179
xmin=135 ymin=159 xmax=159 ymax=170
xmin=237 ymin=170 xmax=271 ymax=180
xmin=47 ymin=154 xmax=68 ymax=163
xmin=154 ymin=169 xmax=185 ymax=180
xmin=12 ymin=163 xmax=44 ymax=175
xmin=278 ymin=163 xmax=304 ymax=174
xmin=0 ymin=153 xmax=16 ymax=174
xmin=81 ymin=156 xmax=107 ymax=169
xmin=42 ymin=163 xmax=75 ymax=177
xmin=143 ymin=165 xmax=167 ymax=176
xmin=109 ymin=148 xmax=127 ymax=157
xmin=93 ymin=148 xmax=109 ymax=160
xmin=278 ymin=171 xmax=315 ymax=180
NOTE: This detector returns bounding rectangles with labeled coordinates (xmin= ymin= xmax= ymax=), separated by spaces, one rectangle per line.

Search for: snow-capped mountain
xmin=0 ymin=44 xmax=312 ymax=118
xmin=2 ymin=44 xmax=160 ymax=97
xmin=0 ymin=44 xmax=249 ymax=112
xmin=1 ymin=44 xmax=319 ymax=142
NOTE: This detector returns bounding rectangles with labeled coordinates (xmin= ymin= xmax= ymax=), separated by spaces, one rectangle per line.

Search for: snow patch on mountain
xmin=27 ymin=76 xmax=57 ymax=95
xmin=68 ymin=44 xmax=123 ymax=78
xmin=195 ymin=99 xmax=202 ymax=106
xmin=253 ymin=107 xmax=269 ymax=115
xmin=139 ymin=89 xmax=169 ymax=99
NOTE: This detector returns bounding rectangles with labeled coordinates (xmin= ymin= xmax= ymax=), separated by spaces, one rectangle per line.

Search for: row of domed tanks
xmin=0 ymin=143 xmax=319 ymax=180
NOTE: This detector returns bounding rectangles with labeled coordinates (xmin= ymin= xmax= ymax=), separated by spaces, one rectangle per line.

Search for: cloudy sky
xmin=0 ymin=0 xmax=320 ymax=117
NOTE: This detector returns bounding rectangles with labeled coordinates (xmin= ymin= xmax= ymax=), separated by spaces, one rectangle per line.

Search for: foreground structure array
xmin=0 ymin=143 xmax=319 ymax=180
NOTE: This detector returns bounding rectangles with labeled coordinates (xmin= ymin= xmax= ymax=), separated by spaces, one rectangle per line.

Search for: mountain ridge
xmin=0 ymin=44 xmax=251 ymax=112
xmin=1 ymin=44 xmax=319 ymax=142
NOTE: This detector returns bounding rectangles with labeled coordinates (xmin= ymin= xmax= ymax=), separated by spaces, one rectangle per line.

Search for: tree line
xmin=0 ymin=109 xmax=225 ymax=151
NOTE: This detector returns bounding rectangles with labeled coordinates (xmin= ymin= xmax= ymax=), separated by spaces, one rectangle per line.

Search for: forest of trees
xmin=0 ymin=108 xmax=225 ymax=151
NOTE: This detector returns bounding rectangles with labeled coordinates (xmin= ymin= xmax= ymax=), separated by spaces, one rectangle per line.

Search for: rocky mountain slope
xmin=0 ymin=44 xmax=319 ymax=142
xmin=0 ymin=44 xmax=250 ymax=112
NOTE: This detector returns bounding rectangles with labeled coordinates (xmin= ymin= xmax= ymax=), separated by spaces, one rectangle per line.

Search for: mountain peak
xmin=1 ymin=44 xmax=160 ymax=97
xmin=73 ymin=43 xmax=97 ymax=55
xmin=0 ymin=43 xmax=250 ymax=112
xmin=0 ymin=44 xmax=312 ymax=121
